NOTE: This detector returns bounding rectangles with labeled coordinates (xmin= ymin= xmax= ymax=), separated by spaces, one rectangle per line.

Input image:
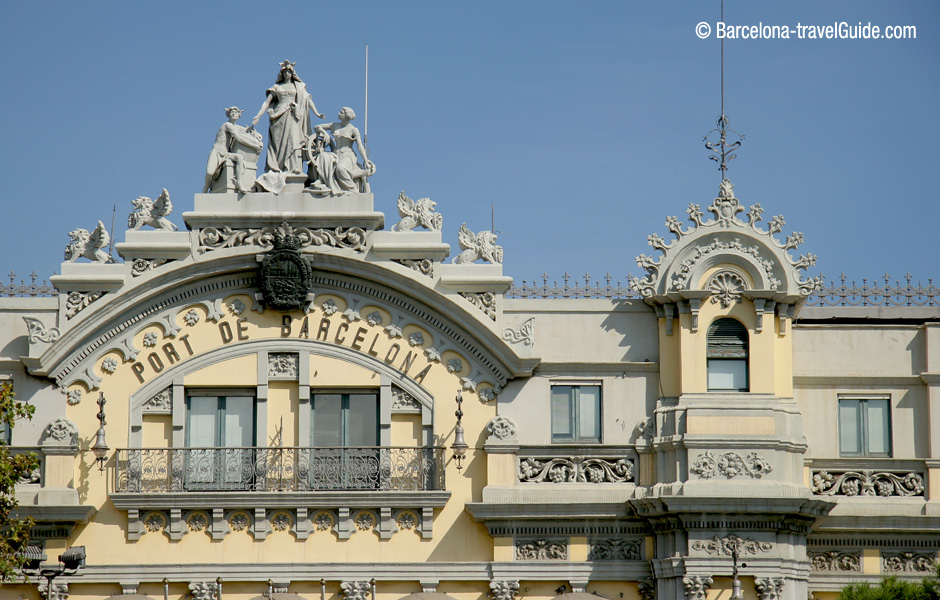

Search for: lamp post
xmin=23 ymin=546 xmax=86 ymax=600
xmin=730 ymin=543 xmax=746 ymax=600
xmin=451 ymin=391 xmax=469 ymax=471
xmin=91 ymin=393 xmax=109 ymax=472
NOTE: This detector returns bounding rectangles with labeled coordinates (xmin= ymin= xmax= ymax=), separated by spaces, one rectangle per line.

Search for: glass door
xmin=311 ymin=392 xmax=378 ymax=489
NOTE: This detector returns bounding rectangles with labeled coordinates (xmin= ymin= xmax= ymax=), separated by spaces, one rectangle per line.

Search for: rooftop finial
xmin=703 ymin=0 xmax=744 ymax=178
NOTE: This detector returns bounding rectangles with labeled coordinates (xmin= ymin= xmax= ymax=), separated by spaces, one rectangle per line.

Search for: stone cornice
xmin=110 ymin=490 xmax=452 ymax=511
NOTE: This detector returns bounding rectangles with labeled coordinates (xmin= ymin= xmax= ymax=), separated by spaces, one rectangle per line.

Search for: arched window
xmin=706 ymin=318 xmax=749 ymax=391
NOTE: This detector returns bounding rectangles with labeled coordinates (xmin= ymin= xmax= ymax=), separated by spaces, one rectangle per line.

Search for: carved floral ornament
xmin=629 ymin=179 xmax=823 ymax=300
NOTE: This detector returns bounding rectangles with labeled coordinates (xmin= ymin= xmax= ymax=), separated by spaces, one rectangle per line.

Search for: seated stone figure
xmin=304 ymin=107 xmax=375 ymax=195
xmin=204 ymin=107 xmax=264 ymax=193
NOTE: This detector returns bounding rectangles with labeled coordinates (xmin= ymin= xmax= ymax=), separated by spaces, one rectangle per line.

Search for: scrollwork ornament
xmin=589 ymin=538 xmax=642 ymax=561
xmin=44 ymin=418 xmax=78 ymax=444
xmin=882 ymin=552 xmax=937 ymax=573
xmin=459 ymin=291 xmax=497 ymax=320
xmin=690 ymin=451 xmax=773 ymax=479
xmin=808 ymin=551 xmax=860 ymax=572
xmin=65 ymin=291 xmax=102 ymax=319
xmin=692 ymin=534 xmax=772 ymax=556
xmin=502 ymin=317 xmax=535 ymax=346
xmin=23 ymin=316 xmax=60 ymax=343
xmin=811 ymin=469 xmax=924 ymax=497
xmin=515 ymin=538 xmax=567 ymax=560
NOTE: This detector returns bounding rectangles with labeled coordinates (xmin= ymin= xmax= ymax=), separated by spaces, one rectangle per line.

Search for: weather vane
xmin=703 ymin=0 xmax=744 ymax=179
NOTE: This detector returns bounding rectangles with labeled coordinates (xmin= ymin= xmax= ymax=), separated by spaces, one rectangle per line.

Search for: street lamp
xmin=91 ymin=393 xmax=109 ymax=472
xmin=730 ymin=543 xmax=746 ymax=600
xmin=451 ymin=391 xmax=469 ymax=471
xmin=22 ymin=546 xmax=86 ymax=600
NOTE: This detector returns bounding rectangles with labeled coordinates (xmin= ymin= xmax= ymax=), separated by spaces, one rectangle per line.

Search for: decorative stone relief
xmin=634 ymin=417 xmax=655 ymax=442
xmin=637 ymin=578 xmax=655 ymax=600
xmin=518 ymin=456 xmax=634 ymax=483
xmin=682 ymin=576 xmax=713 ymax=600
xmin=408 ymin=332 xmax=424 ymax=346
xmin=392 ymin=192 xmax=443 ymax=231
xmin=65 ymin=291 xmax=103 ymax=319
xmin=707 ymin=270 xmax=747 ymax=308
xmin=502 ymin=317 xmax=534 ymax=346
xmin=230 ymin=299 xmax=246 ymax=315
xmin=268 ymin=353 xmax=299 ymax=377
xmin=459 ymin=292 xmax=496 ymax=321
xmin=199 ymin=223 xmax=367 ymax=253
xmin=755 ymin=578 xmax=785 ymax=600
xmin=424 ymin=347 xmax=441 ymax=362
xmin=63 ymin=388 xmax=82 ymax=406
xmin=187 ymin=512 xmax=208 ymax=532
xmin=366 ymin=311 xmax=383 ymax=326
xmin=447 ymin=359 xmax=463 ymax=373
xmin=486 ymin=416 xmax=517 ymax=441
xmin=142 ymin=331 xmax=159 ymax=347
xmin=478 ymin=387 xmax=496 ymax=403
xmin=516 ymin=538 xmax=567 ymax=560
xmin=43 ymin=418 xmax=78 ymax=444
xmin=229 ymin=512 xmax=250 ymax=532
xmin=313 ymin=511 xmax=335 ymax=531
xmin=396 ymin=511 xmax=417 ymax=530
xmin=271 ymin=512 xmax=292 ymax=532
xmin=258 ymin=224 xmax=316 ymax=312
xmin=692 ymin=534 xmax=772 ymax=556
xmin=385 ymin=323 xmax=402 ymax=337
xmin=461 ymin=377 xmax=477 ymax=392
xmin=189 ymin=582 xmax=218 ymax=600
xmin=65 ymin=221 xmax=113 ymax=263
xmin=354 ymin=511 xmax=376 ymax=531
xmin=144 ymin=512 xmax=167 ymax=532
xmin=882 ymin=552 xmax=937 ymax=573
xmin=183 ymin=309 xmax=201 ymax=326
xmin=811 ymin=470 xmax=925 ymax=497
xmin=629 ymin=180 xmax=823 ymax=298
xmin=131 ymin=258 xmax=168 ymax=277
xmin=101 ymin=357 xmax=118 ymax=374
xmin=489 ymin=581 xmax=520 ymax=600
xmin=454 ymin=223 xmax=503 ymax=264
xmin=23 ymin=317 xmax=60 ymax=343
xmin=588 ymin=538 xmax=642 ymax=561
xmin=129 ymin=188 xmax=177 ymax=231
xmin=321 ymin=299 xmax=339 ymax=315
xmin=391 ymin=386 xmax=421 ymax=411
xmin=343 ymin=308 xmax=361 ymax=321
xmin=393 ymin=258 xmax=433 ymax=278
xmin=689 ymin=451 xmax=773 ymax=479
xmin=142 ymin=388 xmax=172 ymax=413
xmin=39 ymin=581 xmax=68 ymax=600
xmin=808 ymin=551 xmax=861 ymax=572
xmin=340 ymin=581 xmax=371 ymax=600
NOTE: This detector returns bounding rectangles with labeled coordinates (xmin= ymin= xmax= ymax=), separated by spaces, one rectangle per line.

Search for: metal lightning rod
xmin=364 ymin=44 xmax=369 ymax=157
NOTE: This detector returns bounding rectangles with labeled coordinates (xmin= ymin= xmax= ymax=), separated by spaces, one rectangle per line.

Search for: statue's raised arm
xmin=251 ymin=60 xmax=324 ymax=174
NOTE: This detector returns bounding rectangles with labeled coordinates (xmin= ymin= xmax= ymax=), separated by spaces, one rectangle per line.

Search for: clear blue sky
xmin=1 ymin=1 xmax=937 ymax=290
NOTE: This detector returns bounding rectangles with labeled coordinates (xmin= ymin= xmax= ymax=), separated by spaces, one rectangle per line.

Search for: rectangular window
xmin=310 ymin=392 xmax=380 ymax=490
xmin=184 ymin=392 xmax=256 ymax=490
xmin=551 ymin=385 xmax=601 ymax=442
xmin=838 ymin=397 xmax=891 ymax=457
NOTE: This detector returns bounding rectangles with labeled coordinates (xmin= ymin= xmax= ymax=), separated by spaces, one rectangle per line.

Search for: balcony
xmin=116 ymin=446 xmax=445 ymax=492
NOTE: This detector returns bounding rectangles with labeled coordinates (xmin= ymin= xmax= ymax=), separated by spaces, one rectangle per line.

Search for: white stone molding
xmin=502 ymin=317 xmax=534 ymax=346
xmin=454 ymin=223 xmax=503 ymax=264
xmin=754 ymin=578 xmax=785 ymax=600
xmin=682 ymin=576 xmax=713 ymax=600
xmin=689 ymin=451 xmax=773 ymax=479
xmin=459 ymin=292 xmax=497 ymax=321
xmin=198 ymin=222 xmax=368 ymax=253
xmin=518 ymin=455 xmax=634 ymax=483
xmin=691 ymin=534 xmax=772 ymax=555
xmin=24 ymin=316 xmax=61 ymax=344
xmin=393 ymin=258 xmax=434 ymax=278
xmin=811 ymin=469 xmax=925 ymax=497
xmin=65 ymin=291 xmax=103 ymax=320
xmin=707 ymin=269 xmax=748 ymax=308
xmin=391 ymin=386 xmax=421 ymax=412
xmin=268 ymin=352 xmax=300 ymax=378
xmin=392 ymin=192 xmax=443 ymax=232
xmin=489 ymin=581 xmax=520 ymax=600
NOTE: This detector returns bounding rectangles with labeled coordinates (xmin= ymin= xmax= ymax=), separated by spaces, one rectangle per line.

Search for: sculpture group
xmin=204 ymin=60 xmax=375 ymax=196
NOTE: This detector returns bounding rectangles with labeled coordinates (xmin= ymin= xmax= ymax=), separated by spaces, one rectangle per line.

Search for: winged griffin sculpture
xmin=392 ymin=191 xmax=443 ymax=232
xmin=128 ymin=188 xmax=177 ymax=231
xmin=65 ymin=221 xmax=113 ymax=263
xmin=453 ymin=223 xmax=503 ymax=264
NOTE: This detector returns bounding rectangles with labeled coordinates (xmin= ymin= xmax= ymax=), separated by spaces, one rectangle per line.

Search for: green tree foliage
xmin=838 ymin=566 xmax=940 ymax=600
xmin=0 ymin=381 xmax=39 ymax=582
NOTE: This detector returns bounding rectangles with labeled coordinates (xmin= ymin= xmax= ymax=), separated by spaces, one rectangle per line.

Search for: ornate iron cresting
xmin=507 ymin=273 xmax=637 ymax=299
xmin=116 ymin=446 xmax=444 ymax=492
xmin=806 ymin=273 xmax=940 ymax=307
xmin=0 ymin=271 xmax=55 ymax=297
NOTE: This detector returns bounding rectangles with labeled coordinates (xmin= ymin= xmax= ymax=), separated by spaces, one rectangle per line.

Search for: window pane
xmin=708 ymin=359 xmax=747 ymax=391
xmin=223 ymin=396 xmax=254 ymax=447
xmin=346 ymin=394 xmax=378 ymax=446
xmin=188 ymin=397 xmax=218 ymax=447
xmin=866 ymin=399 xmax=891 ymax=455
xmin=313 ymin=395 xmax=342 ymax=447
xmin=839 ymin=400 xmax=861 ymax=455
xmin=551 ymin=386 xmax=572 ymax=439
xmin=577 ymin=387 xmax=601 ymax=440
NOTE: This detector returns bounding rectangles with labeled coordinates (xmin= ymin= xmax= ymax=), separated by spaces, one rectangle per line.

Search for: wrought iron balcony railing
xmin=115 ymin=446 xmax=445 ymax=493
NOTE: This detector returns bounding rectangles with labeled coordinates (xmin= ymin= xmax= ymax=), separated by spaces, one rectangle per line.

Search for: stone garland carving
xmin=882 ymin=552 xmax=937 ymax=573
xmin=755 ymin=578 xmax=785 ymax=600
xmin=489 ymin=581 xmax=520 ymax=600
xmin=391 ymin=386 xmax=421 ymax=411
xmin=129 ymin=188 xmax=177 ymax=231
xmin=142 ymin=388 xmax=172 ymax=412
xmin=682 ymin=576 xmax=713 ymax=600
xmin=392 ymin=192 xmax=443 ymax=231
xmin=518 ymin=456 xmax=634 ymax=483
xmin=689 ymin=451 xmax=773 ymax=479
xmin=65 ymin=220 xmax=113 ymax=264
xmin=808 ymin=551 xmax=861 ymax=572
xmin=198 ymin=222 xmax=367 ymax=253
xmin=268 ymin=352 xmax=299 ymax=377
xmin=44 ymin=418 xmax=78 ymax=444
xmin=708 ymin=270 xmax=747 ymax=308
xmin=393 ymin=258 xmax=434 ymax=278
xmin=131 ymin=258 xmax=168 ymax=277
xmin=811 ymin=470 xmax=925 ymax=497
xmin=486 ymin=416 xmax=517 ymax=441
xmin=454 ymin=223 xmax=503 ymax=264
xmin=629 ymin=181 xmax=823 ymax=298
xmin=340 ymin=581 xmax=371 ymax=600
xmin=502 ymin=317 xmax=535 ymax=346
xmin=588 ymin=538 xmax=642 ymax=561
xmin=692 ymin=534 xmax=772 ymax=556
xmin=459 ymin=292 xmax=497 ymax=321
xmin=637 ymin=578 xmax=655 ymax=600
xmin=39 ymin=581 xmax=69 ymax=600
xmin=189 ymin=582 xmax=219 ymax=600
xmin=23 ymin=317 xmax=61 ymax=343
xmin=515 ymin=538 xmax=568 ymax=560
xmin=65 ymin=291 xmax=103 ymax=319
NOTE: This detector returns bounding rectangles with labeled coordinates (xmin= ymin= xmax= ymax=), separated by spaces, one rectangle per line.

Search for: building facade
xmin=3 ymin=68 xmax=939 ymax=600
